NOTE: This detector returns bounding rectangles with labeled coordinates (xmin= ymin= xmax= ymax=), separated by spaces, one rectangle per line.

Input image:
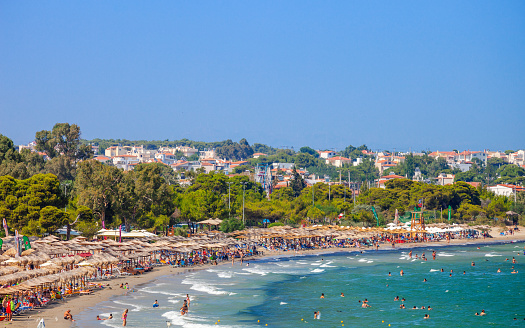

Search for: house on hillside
xmin=318 ymin=150 xmax=336 ymax=159
xmin=325 ymin=156 xmax=352 ymax=168
xmin=457 ymin=150 xmax=487 ymax=163
xmin=435 ymin=173 xmax=455 ymax=186
xmin=253 ymin=152 xmax=267 ymax=158
xmin=112 ymin=155 xmax=140 ymax=171
xmin=487 ymin=184 xmax=525 ymax=197
xmin=375 ymin=174 xmax=405 ymax=189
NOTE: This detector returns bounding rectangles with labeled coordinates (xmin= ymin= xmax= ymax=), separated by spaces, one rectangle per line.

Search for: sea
xmin=73 ymin=241 xmax=525 ymax=327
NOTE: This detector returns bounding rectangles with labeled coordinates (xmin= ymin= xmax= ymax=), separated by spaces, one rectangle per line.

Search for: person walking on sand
xmin=122 ymin=309 xmax=128 ymax=326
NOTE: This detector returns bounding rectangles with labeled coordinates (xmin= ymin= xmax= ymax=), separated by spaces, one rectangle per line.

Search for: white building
xmin=487 ymin=184 xmax=525 ymax=197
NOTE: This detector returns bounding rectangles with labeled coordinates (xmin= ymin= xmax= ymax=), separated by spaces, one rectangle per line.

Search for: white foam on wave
xmin=320 ymin=261 xmax=336 ymax=268
xmin=300 ymin=276 xmax=306 ymax=279
xmin=242 ymin=266 xmax=268 ymax=276
xmin=280 ymin=302 xmax=287 ymax=305
xmin=311 ymin=268 xmax=325 ymax=273
xmin=100 ymin=318 xmax=124 ymax=328
xmin=163 ymin=310 xmax=242 ymax=328
xmin=430 ymin=269 xmax=440 ymax=272
xmin=311 ymin=262 xmax=322 ymax=266
xmin=181 ymin=278 xmax=234 ymax=296
xmin=141 ymin=287 xmax=186 ymax=298
xmin=485 ymin=253 xmax=502 ymax=257
xmin=217 ymin=271 xmax=233 ymax=279
xmin=112 ymin=300 xmax=145 ymax=312
xmin=276 ymin=263 xmax=291 ymax=267
xmin=358 ymin=259 xmax=367 ymax=262
xmin=437 ymin=252 xmax=455 ymax=257
xmin=366 ymin=261 xmax=373 ymax=263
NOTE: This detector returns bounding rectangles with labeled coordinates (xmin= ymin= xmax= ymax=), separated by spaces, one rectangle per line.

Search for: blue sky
xmin=1 ymin=1 xmax=524 ymax=152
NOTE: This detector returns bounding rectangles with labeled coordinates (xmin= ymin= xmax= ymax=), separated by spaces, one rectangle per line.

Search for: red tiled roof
xmin=327 ymin=156 xmax=351 ymax=161
xmin=381 ymin=174 xmax=405 ymax=179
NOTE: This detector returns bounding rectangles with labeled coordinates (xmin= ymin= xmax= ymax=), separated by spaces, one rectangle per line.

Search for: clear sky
xmin=1 ymin=1 xmax=524 ymax=152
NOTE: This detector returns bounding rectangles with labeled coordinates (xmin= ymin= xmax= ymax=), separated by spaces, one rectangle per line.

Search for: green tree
xmin=299 ymin=146 xmax=319 ymax=157
xmin=289 ymin=166 xmax=306 ymax=197
xmin=39 ymin=206 xmax=69 ymax=234
xmin=75 ymin=160 xmax=123 ymax=228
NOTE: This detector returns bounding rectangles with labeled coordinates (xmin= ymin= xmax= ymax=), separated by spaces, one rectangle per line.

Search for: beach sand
xmin=6 ymin=226 xmax=525 ymax=328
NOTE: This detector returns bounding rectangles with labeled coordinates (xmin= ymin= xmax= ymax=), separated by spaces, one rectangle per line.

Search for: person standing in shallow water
xmin=122 ymin=309 xmax=128 ymax=326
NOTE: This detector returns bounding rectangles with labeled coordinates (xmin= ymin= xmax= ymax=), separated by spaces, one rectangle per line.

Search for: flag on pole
xmin=448 ymin=205 xmax=452 ymax=221
xmin=3 ymin=218 xmax=8 ymax=237
xmin=14 ymin=230 xmax=20 ymax=256
xmin=119 ymin=225 xmax=122 ymax=243
xmin=22 ymin=236 xmax=31 ymax=251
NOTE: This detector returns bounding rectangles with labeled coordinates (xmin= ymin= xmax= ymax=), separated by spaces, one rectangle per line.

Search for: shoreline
xmin=7 ymin=230 xmax=525 ymax=328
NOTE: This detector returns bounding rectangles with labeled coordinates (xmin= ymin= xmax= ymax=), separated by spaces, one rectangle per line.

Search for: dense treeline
xmin=0 ymin=124 xmax=523 ymax=238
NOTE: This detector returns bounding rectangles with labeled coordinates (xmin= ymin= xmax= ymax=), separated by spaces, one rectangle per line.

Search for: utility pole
xmin=328 ymin=178 xmax=331 ymax=202
xmin=227 ymin=181 xmax=233 ymax=218
xmin=241 ymin=182 xmax=248 ymax=226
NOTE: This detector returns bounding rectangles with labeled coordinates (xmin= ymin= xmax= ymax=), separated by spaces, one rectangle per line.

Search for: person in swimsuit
xmin=340 ymin=293 xmax=345 ymax=297
xmin=64 ymin=310 xmax=75 ymax=321
xmin=122 ymin=309 xmax=128 ymax=326
xmin=424 ymin=314 xmax=430 ymax=319
xmin=320 ymin=293 xmax=325 ymax=298
xmin=186 ymin=294 xmax=191 ymax=306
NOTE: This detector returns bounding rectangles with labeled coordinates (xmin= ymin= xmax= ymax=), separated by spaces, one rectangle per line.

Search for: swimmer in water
xmin=423 ymin=278 xmax=427 ymax=282
xmin=472 ymin=262 xmax=475 ymax=266
xmin=400 ymin=304 xmax=405 ymax=309
xmin=511 ymin=270 xmax=518 ymax=274
xmin=394 ymin=296 xmax=399 ymax=301
xmin=388 ymin=272 xmax=391 ymax=276
xmin=441 ymin=268 xmax=444 ymax=272
xmin=320 ymin=293 xmax=325 ymax=299
xmin=424 ymin=314 xmax=430 ymax=319
xmin=412 ymin=306 xmax=417 ymax=310
xmin=432 ymin=251 xmax=436 ymax=260
xmin=409 ymin=251 xmax=412 ymax=258
xmin=428 ymin=306 xmax=432 ymax=310
xmin=341 ymin=293 xmax=345 ymax=297
xmin=401 ymin=298 xmax=406 ymax=302
xmin=513 ymin=257 xmax=517 ymax=264
xmin=497 ymin=268 xmax=501 ymax=273
xmin=400 ymin=270 xmax=404 ymax=276
xmin=480 ymin=310 xmax=486 ymax=316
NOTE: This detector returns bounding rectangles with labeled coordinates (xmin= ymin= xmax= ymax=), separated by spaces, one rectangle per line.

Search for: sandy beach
xmin=7 ymin=227 xmax=525 ymax=328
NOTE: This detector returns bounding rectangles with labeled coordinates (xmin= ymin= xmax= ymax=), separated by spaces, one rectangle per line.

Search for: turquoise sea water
xmin=75 ymin=241 xmax=525 ymax=327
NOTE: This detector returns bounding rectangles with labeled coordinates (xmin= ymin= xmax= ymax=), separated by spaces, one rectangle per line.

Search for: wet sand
xmin=7 ymin=226 xmax=525 ymax=328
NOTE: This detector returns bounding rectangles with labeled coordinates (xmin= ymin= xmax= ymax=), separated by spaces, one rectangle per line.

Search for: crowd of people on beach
xmin=0 ymin=224 xmax=519 ymax=325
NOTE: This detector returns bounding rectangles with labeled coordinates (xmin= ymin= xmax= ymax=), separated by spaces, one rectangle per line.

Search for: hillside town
xmin=17 ymin=141 xmax=525 ymax=198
